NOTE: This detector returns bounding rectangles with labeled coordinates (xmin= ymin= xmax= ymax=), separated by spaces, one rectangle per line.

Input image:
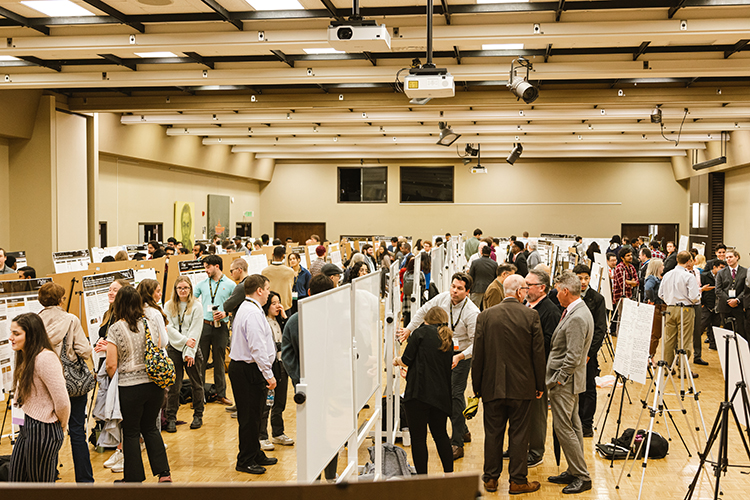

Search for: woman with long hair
xmin=376 ymin=241 xmax=392 ymax=269
xmin=259 ymin=291 xmax=294 ymax=451
xmin=106 ymin=285 xmax=171 ymax=483
xmin=163 ymin=276 xmax=205 ymax=432
xmin=585 ymin=241 xmax=601 ymax=264
xmin=644 ymin=258 xmax=666 ymax=359
xmin=394 ymin=306 xmax=453 ymax=474
xmin=38 ymin=282 xmax=94 ymax=483
xmin=288 ymin=252 xmax=311 ymax=316
xmin=8 ymin=313 xmax=70 ymax=482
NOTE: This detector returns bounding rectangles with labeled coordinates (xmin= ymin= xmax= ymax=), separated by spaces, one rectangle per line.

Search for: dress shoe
xmin=582 ymin=427 xmax=594 ymax=438
xmin=483 ymin=478 xmax=498 ymax=492
xmin=709 ymin=344 xmax=717 ymax=351
xmin=452 ymin=445 xmax=464 ymax=460
xmin=165 ymin=420 xmax=177 ymax=433
xmin=463 ymin=431 xmax=472 ymax=443
xmin=216 ymin=397 xmax=233 ymax=406
xmin=548 ymin=471 xmax=578 ymax=484
xmin=225 ymin=405 xmax=237 ymax=412
xmin=562 ymin=478 xmax=592 ymax=494
xmin=527 ymin=456 xmax=543 ymax=468
xmin=693 ymin=358 xmax=708 ymax=366
xmin=509 ymin=480 xmax=541 ymax=495
xmin=236 ymin=464 xmax=266 ymax=475
xmin=190 ymin=415 xmax=203 ymax=429
xmin=256 ymin=456 xmax=278 ymax=466
xmin=704 ymin=338 xmax=710 ymax=344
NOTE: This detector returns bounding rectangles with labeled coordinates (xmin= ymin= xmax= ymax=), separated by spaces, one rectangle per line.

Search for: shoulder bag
xmin=60 ymin=325 xmax=96 ymax=397
xmin=143 ymin=317 xmax=176 ymax=389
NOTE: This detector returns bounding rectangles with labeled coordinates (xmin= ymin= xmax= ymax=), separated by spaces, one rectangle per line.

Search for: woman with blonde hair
xmin=163 ymin=276 xmax=205 ymax=431
xmin=38 ymin=282 xmax=94 ymax=482
xmin=394 ymin=306 xmax=453 ymax=474
xmin=8 ymin=313 xmax=70 ymax=482
xmin=114 ymin=250 xmax=129 ymax=261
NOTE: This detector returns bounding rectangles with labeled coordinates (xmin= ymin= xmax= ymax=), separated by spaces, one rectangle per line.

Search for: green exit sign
xmin=243 ymin=211 xmax=254 ymax=217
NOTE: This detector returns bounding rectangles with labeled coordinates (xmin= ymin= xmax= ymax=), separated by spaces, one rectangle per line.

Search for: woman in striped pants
xmin=8 ymin=313 xmax=70 ymax=482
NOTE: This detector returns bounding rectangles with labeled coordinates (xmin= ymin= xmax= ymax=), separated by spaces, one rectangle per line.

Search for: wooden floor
xmin=2 ymin=335 xmax=749 ymax=499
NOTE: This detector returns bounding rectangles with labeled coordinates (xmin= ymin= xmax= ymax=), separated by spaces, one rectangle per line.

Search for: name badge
xmin=453 ymin=337 xmax=459 ymax=351
xmin=292 ymin=291 xmax=298 ymax=300
xmin=729 ymin=290 xmax=736 ymax=298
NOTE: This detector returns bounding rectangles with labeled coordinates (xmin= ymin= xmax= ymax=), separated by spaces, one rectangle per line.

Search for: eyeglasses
xmin=176 ymin=287 xmax=191 ymax=291
xmin=526 ymin=283 xmax=545 ymax=287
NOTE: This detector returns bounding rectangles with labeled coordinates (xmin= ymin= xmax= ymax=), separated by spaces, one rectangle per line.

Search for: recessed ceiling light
xmin=21 ymin=1 xmax=95 ymax=17
xmin=245 ymin=0 xmax=304 ymax=10
xmin=0 ymin=55 xmax=20 ymax=61
xmin=482 ymin=44 xmax=525 ymax=50
xmin=303 ymin=48 xmax=345 ymax=54
xmin=135 ymin=51 xmax=178 ymax=58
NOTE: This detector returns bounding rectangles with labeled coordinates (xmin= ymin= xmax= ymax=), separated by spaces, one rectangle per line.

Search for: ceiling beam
xmin=633 ymin=41 xmax=651 ymax=60
xmin=440 ymin=0 xmax=452 ymax=25
xmin=270 ymin=50 xmax=294 ymax=68
xmin=454 ymin=46 xmax=462 ymax=65
xmin=725 ymin=39 xmax=750 ymax=59
xmin=319 ymin=0 xmax=345 ymax=22
xmin=0 ymin=6 xmax=49 ymax=35
xmin=18 ymin=56 xmax=61 ymax=72
xmin=80 ymin=0 xmax=145 ymax=33
xmin=200 ymin=0 xmax=243 ymax=31
xmin=668 ymin=0 xmax=688 ymax=18
xmin=362 ymin=52 xmax=377 ymax=66
xmin=555 ymin=0 xmax=566 ymax=22
xmin=544 ymin=44 xmax=553 ymax=63
xmin=98 ymin=54 xmax=137 ymax=71
xmin=184 ymin=52 xmax=215 ymax=69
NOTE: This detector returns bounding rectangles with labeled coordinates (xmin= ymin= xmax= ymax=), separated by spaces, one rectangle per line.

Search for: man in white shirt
xmin=228 ymin=274 xmax=278 ymax=475
xmin=398 ymin=272 xmax=479 ymax=460
xmin=658 ymin=251 xmax=701 ymax=370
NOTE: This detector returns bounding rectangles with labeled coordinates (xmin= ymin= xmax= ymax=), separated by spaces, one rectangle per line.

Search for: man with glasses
xmin=224 ymin=258 xmax=250 ymax=318
xmin=524 ymin=269 xmax=561 ymax=468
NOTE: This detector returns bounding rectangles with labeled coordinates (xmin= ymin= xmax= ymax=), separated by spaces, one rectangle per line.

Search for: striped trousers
xmin=9 ymin=414 xmax=64 ymax=482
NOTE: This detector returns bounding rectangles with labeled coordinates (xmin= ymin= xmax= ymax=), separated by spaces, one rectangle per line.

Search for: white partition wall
xmin=352 ymin=272 xmax=382 ymax=411
xmin=296 ymin=285 xmax=356 ymax=483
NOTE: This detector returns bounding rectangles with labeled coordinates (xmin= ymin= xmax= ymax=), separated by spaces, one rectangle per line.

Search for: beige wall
xmin=56 ymin=111 xmax=89 ymax=252
xmin=260 ymin=159 xmax=689 ymax=240
xmin=98 ymin=155 xmax=261 ymax=246
xmin=724 ymin=165 xmax=750 ymax=255
xmin=0 ymin=139 xmax=9 ymax=245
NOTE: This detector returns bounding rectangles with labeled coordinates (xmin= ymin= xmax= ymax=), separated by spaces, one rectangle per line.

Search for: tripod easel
xmin=685 ymin=320 xmax=750 ymax=500
xmin=1 ymin=390 xmax=15 ymax=445
xmin=594 ymin=371 xmax=632 ymax=468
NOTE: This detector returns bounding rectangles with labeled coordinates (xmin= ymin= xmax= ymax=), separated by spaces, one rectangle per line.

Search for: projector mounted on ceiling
xmin=328 ymin=1 xmax=391 ymax=52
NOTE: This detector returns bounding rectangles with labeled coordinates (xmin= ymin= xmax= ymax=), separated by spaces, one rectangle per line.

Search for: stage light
xmin=436 ymin=122 xmax=461 ymax=147
xmin=650 ymin=105 xmax=662 ymax=124
xmin=506 ymin=143 xmax=523 ymax=165
xmin=507 ymin=57 xmax=538 ymax=104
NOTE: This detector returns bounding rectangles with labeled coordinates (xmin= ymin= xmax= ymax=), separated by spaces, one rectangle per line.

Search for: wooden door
xmin=274 ymin=222 xmax=327 ymax=244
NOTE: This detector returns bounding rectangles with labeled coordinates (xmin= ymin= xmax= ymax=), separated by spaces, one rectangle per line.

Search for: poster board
xmin=53 ymin=249 xmax=91 ymax=273
xmin=612 ymin=298 xmax=653 ymax=385
xmin=163 ymin=253 xmax=197 ymax=302
xmin=351 ymin=273 xmax=382 ymax=412
xmin=125 ymin=244 xmax=148 ymax=258
xmin=593 ymin=252 xmax=613 ymax=310
xmin=716 ymin=327 xmax=750 ymax=426
xmin=692 ymin=242 xmax=705 ymax=256
xmin=287 ymin=245 xmax=309 ymax=269
xmin=678 ymin=234 xmax=690 ymax=252
xmin=330 ymin=250 xmax=342 ymax=268
xmin=296 ymin=285 xmax=356 ymax=483
xmin=0 ymin=273 xmax=20 ymax=282
xmin=6 ymin=251 xmax=27 ymax=269
xmin=0 ymin=278 xmax=53 ymax=396
xmin=243 ymin=254 xmax=270 ymax=276
xmin=90 ymin=245 xmax=126 ymax=263
xmin=178 ymin=260 xmax=209 ymax=290
xmin=252 ymin=247 xmax=273 ymax=265
xmin=220 ymin=252 xmax=245 ymax=274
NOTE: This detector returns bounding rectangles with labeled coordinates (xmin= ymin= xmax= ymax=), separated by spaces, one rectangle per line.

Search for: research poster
xmin=178 ymin=260 xmax=208 ymax=290
xmin=175 ymin=201 xmax=195 ymax=250
xmin=0 ymin=278 xmax=53 ymax=395
xmin=81 ymin=269 xmax=135 ymax=335
xmin=90 ymin=245 xmax=127 ymax=263
xmin=613 ymin=298 xmax=654 ymax=385
xmin=53 ymin=249 xmax=92 ymax=273
xmin=6 ymin=251 xmax=27 ymax=269
xmin=242 ymin=254 xmax=269 ymax=276
xmin=126 ymin=244 xmax=148 ymax=258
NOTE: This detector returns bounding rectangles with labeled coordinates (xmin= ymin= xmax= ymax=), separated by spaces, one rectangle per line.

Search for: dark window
xmin=338 ymin=167 xmax=387 ymax=203
xmin=400 ymin=166 xmax=454 ymax=203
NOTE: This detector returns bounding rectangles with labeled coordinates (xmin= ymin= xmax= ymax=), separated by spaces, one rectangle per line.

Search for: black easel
xmin=595 ymin=371 xmax=632 ymax=468
xmin=684 ymin=319 xmax=750 ymax=500
xmin=65 ymin=277 xmax=78 ymax=312
xmin=0 ymin=390 xmax=14 ymax=445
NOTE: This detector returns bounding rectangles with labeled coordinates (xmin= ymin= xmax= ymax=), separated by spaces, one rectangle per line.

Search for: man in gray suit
xmin=546 ymin=271 xmax=594 ymax=494
xmin=472 ymin=274 xmax=546 ymax=495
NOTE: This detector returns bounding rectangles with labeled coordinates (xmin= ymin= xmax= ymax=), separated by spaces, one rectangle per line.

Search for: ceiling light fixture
xmin=483 ymin=44 xmax=525 ymax=51
xmin=436 ymin=122 xmax=460 ymax=147
xmin=21 ymin=0 xmax=95 ymax=16
xmin=507 ymin=57 xmax=538 ymax=104
xmin=134 ymin=51 xmax=178 ymax=58
xmin=650 ymin=105 xmax=662 ymax=124
xmin=303 ymin=48 xmax=345 ymax=54
xmin=245 ymin=0 xmax=303 ymax=10
xmin=506 ymin=143 xmax=523 ymax=165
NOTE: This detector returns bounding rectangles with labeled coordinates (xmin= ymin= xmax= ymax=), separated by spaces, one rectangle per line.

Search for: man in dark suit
xmin=507 ymin=240 xmax=528 ymax=277
xmin=469 ymin=244 xmax=498 ymax=309
xmin=573 ymin=264 xmax=608 ymax=437
xmin=524 ymin=268 xmax=561 ymax=467
xmin=472 ymin=274 xmax=545 ymax=495
xmin=699 ymin=259 xmax=726 ymax=353
xmin=547 ymin=271 xmax=594 ymax=494
xmin=715 ymin=249 xmax=747 ymax=341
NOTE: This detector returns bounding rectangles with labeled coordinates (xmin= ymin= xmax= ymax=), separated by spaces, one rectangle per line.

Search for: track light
xmin=506 ymin=143 xmax=523 ymax=165
xmin=507 ymin=57 xmax=538 ymax=104
xmin=650 ymin=105 xmax=662 ymax=124
xmin=436 ymin=122 xmax=461 ymax=147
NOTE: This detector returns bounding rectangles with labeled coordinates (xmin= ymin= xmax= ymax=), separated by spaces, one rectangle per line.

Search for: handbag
xmin=60 ymin=325 xmax=96 ymax=397
xmin=143 ymin=317 xmax=176 ymax=389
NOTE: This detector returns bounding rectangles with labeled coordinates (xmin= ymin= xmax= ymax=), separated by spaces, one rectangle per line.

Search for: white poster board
xmin=0 ymin=278 xmax=52 ymax=396
xmin=307 ymin=245 xmax=319 ymax=268
xmin=178 ymin=260 xmax=208 ymax=290
xmin=53 ymin=249 xmax=92 ymax=273
xmin=133 ymin=267 xmax=158 ymax=287
xmin=81 ymin=269 xmax=135 ymax=364
xmin=593 ymin=252 xmax=613 ymax=310
xmin=330 ymin=250 xmax=342 ymax=269
xmin=612 ymin=298 xmax=654 ymax=385
xmin=590 ymin=262 xmax=603 ymax=294
xmin=678 ymin=235 xmax=690 ymax=252
xmin=6 ymin=251 xmax=27 ymax=269
xmin=242 ymin=254 xmax=270 ymax=276
xmin=296 ymin=285 xmax=355 ymax=483
xmin=692 ymin=242 xmax=705 ymax=256
xmin=352 ymin=273 xmax=382 ymax=412
xmin=716 ymin=327 xmax=750 ymax=427
xmin=91 ymin=245 xmax=126 ymax=263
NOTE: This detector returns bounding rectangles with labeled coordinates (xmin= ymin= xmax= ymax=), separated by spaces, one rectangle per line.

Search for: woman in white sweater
xmin=163 ymin=276 xmax=205 ymax=431
xmin=9 ymin=312 xmax=70 ymax=482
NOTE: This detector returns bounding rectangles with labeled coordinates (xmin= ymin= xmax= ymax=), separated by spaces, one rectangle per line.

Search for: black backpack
xmin=615 ymin=428 xmax=669 ymax=459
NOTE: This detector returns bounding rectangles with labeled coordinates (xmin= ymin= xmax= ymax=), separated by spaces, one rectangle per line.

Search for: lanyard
xmin=449 ymin=298 xmax=468 ymax=332
xmin=208 ymin=277 xmax=220 ymax=304
xmin=177 ymin=303 xmax=186 ymax=333
xmin=244 ymin=298 xmax=262 ymax=310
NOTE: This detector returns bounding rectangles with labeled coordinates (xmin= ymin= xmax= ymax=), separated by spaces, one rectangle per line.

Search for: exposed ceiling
xmin=2 ymin=0 xmax=750 ymax=162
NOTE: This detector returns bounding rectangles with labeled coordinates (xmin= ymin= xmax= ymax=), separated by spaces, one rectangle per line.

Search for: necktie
xmin=732 ymin=268 xmax=737 ymax=280
xmin=560 ymin=309 xmax=568 ymax=322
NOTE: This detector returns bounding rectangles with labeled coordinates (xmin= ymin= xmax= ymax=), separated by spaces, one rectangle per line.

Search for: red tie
xmin=560 ymin=309 xmax=568 ymax=322
xmin=732 ymin=268 xmax=737 ymax=279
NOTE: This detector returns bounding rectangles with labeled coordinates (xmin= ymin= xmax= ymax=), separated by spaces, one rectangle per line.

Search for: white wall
xmin=98 ymin=155 xmax=260 ymax=246
xmin=0 ymin=139 xmax=8 ymax=245
xmin=260 ymin=159 xmax=689 ymax=240
xmin=56 ymin=111 xmax=89 ymax=252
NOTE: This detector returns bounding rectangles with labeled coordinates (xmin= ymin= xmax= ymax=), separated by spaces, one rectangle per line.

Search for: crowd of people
xmin=3 ymin=230 xmax=740 ymax=493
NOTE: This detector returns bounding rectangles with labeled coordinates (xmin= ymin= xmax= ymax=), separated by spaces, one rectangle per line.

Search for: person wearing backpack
xmin=39 ymin=282 xmax=94 ymax=483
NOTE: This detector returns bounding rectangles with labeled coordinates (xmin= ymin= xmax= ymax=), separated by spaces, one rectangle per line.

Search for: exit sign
xmin=243 ymin=211 xmax=254 ymax=217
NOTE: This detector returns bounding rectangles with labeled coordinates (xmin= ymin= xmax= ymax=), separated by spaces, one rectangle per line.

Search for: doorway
xmin=139 ymin=222 xmax=164 ymax=243
xmin=620 ymin=223 xmax=679 ymax=247
xmin=99 ymin=221 xmax=107 ymax=247
xmin=274 ymin=222 xmax=327 ymax=244
xmin=235 ymin=222 xmax=252 ymax=237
